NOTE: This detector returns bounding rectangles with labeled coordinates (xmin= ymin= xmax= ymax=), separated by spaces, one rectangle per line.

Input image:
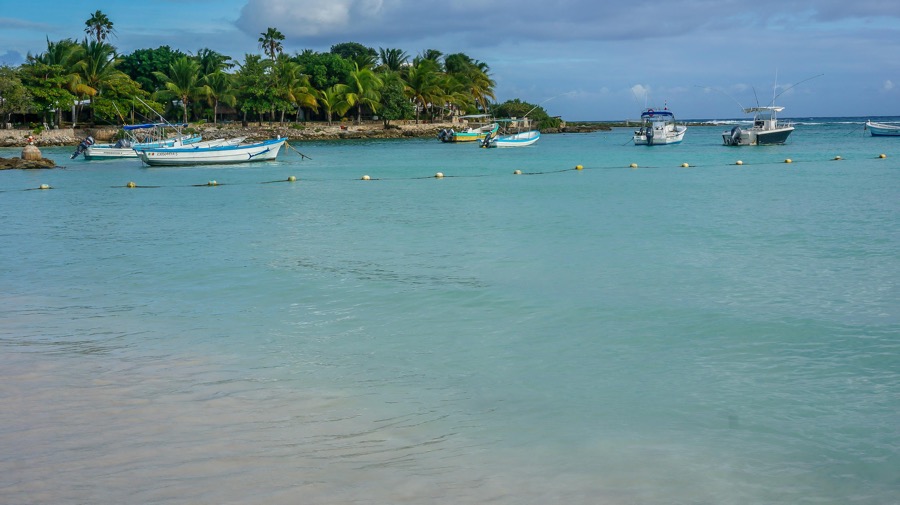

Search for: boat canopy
xmin=122 ymin=123 xmax=189 ymax=130
xmin=641 ymin=109 xmax=674 ymax=118
xmin=743 ymin=106 xmax=784 ymax=113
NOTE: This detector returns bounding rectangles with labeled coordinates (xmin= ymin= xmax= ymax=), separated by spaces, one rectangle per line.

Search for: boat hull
xmin=137 ymin=138 xmax=285 ymax=166
xmin=866 ymin=121 xmax=900 ymax=136
xmin=722 ymin=126 xmax=794 ymax=146
xmin=485 ymin=130 xmax=540 ymax=148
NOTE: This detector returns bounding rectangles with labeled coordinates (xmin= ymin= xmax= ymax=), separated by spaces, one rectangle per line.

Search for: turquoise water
xmin=1 ymin=120 xmax=898 ymax=504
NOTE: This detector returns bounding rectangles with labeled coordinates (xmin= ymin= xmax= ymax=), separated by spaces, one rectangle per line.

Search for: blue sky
xmin=1 ymin=0 xmax=898 ymax=120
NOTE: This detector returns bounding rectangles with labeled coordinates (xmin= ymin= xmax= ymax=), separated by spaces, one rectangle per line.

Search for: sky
xmin=1 ymin=0 xmax=898 ymax=120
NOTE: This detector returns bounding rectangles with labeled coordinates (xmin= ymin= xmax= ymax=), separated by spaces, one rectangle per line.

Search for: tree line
xmin=0 ymin=11 xmax=561 ymax=131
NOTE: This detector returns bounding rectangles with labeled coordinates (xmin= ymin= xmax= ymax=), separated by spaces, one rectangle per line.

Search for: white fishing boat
xmin=74 ymin=123 xmax=202 ymax=160
xmin=723 ymin=106 xmax=794 ymax=146
xmin=438 ymin=114 xmax=500 ymax=143
xmin=481 ymin=119 xmax=540 ymax=148
xmin=865 ymin=120 xmax=900 ymax=136
xmin=136 ymin=137 xmax=286 ymax=166
xmin=632 ymin=108 xmax=687 ymax=145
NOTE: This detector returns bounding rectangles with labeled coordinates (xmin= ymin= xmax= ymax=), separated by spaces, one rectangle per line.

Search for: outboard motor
xmin=646 ymin=126 xmax=654 ymax=144
xmin=729 ymin=126 xmax=742 ymax=145
xmin=70 ymin=135 xmax=95 ymax=159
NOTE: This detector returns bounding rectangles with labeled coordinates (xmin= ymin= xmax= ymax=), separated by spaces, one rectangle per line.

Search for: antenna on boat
xmin=768 ymin=73 xmax=824 ymax=106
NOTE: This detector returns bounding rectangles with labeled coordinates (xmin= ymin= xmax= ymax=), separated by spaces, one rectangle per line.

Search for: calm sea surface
xmin=1 ymin=118 xmax=898 ymax=504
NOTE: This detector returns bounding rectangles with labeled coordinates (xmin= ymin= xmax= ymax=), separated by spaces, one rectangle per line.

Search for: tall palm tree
xmin=378 ymin=48 xmax=409 ymax=72
xmin=74 ymin=39 xmax=126 ymax=123
xmin=404 ymin=59 xmax=443 ymax=123
xmin=317 ymin=84 xmax=350 ymax=124
xmin=467 ymin=60 xmax=496 ymax=113
xmin=202 ymin=70 xmax=236 ymax=124
xmin=345 ymin=62 xmax=383 ymax=124
xmin=258 ymin=27 xmax=285 ymax=60
xmin=153 ymin=56 xmax=209 ymax=123
xmin=84 ymin=10 xmax=115 ymax=43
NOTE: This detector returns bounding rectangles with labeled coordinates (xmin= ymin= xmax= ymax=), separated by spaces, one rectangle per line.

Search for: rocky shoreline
xmin=0 ymin=121 xmax=611 ymax=147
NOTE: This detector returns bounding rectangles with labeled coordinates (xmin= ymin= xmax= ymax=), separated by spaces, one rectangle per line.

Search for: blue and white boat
xmin=633 ymin=108 xmax=687 ymax=145
xmin=136 ymin=137 xmax=286 ymax=166
xmin=481 ymin=119 xmax=540 ymax=148
xmin=865 ymin=120 xmax=900 ymax=136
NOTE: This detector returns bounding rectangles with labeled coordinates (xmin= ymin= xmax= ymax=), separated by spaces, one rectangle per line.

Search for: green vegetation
xmin=0 ymin=11 xmax=558 ymax=128
xmin=491 ymin=99 xmax=562 ymax=130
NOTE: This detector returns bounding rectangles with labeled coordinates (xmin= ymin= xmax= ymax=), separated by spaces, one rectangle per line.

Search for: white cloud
xmin=630 ymin=84 xmax=651 ymax=102
xmin=236 ymin=0 xmax=388 ymax=37
xmin=884 ymin=80 xmax=895 ymax=91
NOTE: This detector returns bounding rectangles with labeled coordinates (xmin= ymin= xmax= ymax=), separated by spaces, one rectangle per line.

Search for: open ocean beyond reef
xmin=1 ymin=117 xmax=898 ymax=504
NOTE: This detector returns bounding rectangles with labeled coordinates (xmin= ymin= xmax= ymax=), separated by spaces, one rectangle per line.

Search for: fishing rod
xmin=769 ymin=73 xmax=824 ymax=106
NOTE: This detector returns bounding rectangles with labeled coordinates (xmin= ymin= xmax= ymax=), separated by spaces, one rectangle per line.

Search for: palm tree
xmin=404 ymin=59 xmax=443 ymax=123
xmin=415 ymin=49 xmax=444 ymax=70
xmin=258 ymin=27 xmax=285 ymax=60
xmin=202 ymin=70 xmax=236 ymax=124
xmin=196 ymin=48 xmax=233 ymax=75
xmin=74 ymin=39 xmax=126 ymax=123
xmin=271 ymin=55 xmax=319 ymax=122
xmin=28 ymin=38 xmax=85 ymax=125
xmin=317 ymin=84 xmax=350 ymax=124
xmin=467 ymin=60 xmax=496 ymax=113
xmin=153 ymin=56 xmax=209 ymax=123
xmin=345 ymin=62 xmax=383 ymax=124
xmin=84 ymin=10 xmax=115 ymax=43
xmin=378 ymin=48 xmax=409 ymax=72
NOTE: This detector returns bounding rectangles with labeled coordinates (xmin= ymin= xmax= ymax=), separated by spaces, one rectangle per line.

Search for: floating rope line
xmin=13 ymin=153 xmax=895 ymax=192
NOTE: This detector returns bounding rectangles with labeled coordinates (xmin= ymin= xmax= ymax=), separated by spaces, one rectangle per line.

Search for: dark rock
xmin=0 ymin=157 xmax=57 ymax=170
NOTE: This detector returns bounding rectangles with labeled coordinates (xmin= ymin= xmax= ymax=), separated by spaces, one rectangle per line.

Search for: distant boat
xmin=438 ymin=114 xmax=499 ymax=143
xmin=72 ymin=123 xmax=202 ymax=160
xmin=632 ymin=108 xmax=687 ymax=145
xmin=723 ymin=106 xmax=794 ymax=146
xmin=136 ymin=137 xmax=286 ymax=166
xmin=865 ymin=120 xmax=900 ymax=136
xmin=481 ymin=119 xmax=540 ymax=148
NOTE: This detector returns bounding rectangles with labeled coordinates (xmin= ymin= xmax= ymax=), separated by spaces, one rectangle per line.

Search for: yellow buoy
xmin=361 ymin=175 xmax=370 ymax=180
xmin=435 ymin=172 xmax=444 ymax=178
xmin=833 ymin=156 xmax=842 ymax=161
xmin=879 ymin=153 xmax=887 ymax=159
xmin=784 ymin=159 xmax=792 ymax=164
xmin=208 ymin=180 xmax=218 ymax=186
xmin=681 ymin=163 xmax=690 ymax=168
xmin=629 ymin=163 xmax=638 ymax=168
xmin=38 ymin=183 xmax=50 ymax=190
xmin=126 ymin=181 xmax=136 ymax=188
xmin=736 ymin=160 xmax=743 ymax=165
xmin=513 ymin=169 xmax=522 ymax=175
xmin=287 ymin=175 xmax=297 ymax=182
xmin=575 ymin=165 xmax=583 ymax=170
